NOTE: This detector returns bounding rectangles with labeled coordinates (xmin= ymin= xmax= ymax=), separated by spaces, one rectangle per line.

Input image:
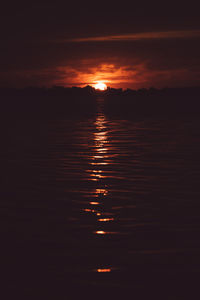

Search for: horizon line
xmin=1 ymin=85 xmax=200 ymax=91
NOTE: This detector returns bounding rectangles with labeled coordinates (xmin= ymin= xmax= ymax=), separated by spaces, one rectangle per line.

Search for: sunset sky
xmin=1 ymin=1 xmax=200 ymax=89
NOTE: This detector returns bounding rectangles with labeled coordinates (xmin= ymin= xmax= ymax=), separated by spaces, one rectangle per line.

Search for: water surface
xmin=3 ymin=97 xmax=200 ymax=298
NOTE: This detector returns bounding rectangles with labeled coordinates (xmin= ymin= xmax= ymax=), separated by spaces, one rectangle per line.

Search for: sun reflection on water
xmin=98 ymin=218 xmax=114 ymax=222
xmin=97 ymin=268 xmax=111 ymax=273
xmin=96 ymin=188 xmax=108 ymax=196
xmin=90 ymin=201 xmax=99 ymax=205
xmin=95 ymin=230 xmax=106 ymax=235
xmin=83 ymin=97 xmax=116 ymax=235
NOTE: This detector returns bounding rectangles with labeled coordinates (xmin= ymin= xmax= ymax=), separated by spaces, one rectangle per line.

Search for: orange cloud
xmin=53 ymin=60 xmax=200 ymax=90
xmin=55 ymin=63 xmax=148 ymax=88
xmin=66 ymin=30 xmax=200 ymax=43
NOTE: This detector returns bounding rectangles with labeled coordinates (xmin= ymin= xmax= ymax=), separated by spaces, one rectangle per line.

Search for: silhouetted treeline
xmin=1 ymin=86 xmax=200 ymax=119
xmin=0 ymin=86 xmax=97 ymax=119
xmin=104 ymin=86 xmax=200 ymax=118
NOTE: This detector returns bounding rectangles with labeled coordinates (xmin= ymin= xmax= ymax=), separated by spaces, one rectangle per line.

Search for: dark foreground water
xmin=3 ymin=98 xmax=200 ymax=299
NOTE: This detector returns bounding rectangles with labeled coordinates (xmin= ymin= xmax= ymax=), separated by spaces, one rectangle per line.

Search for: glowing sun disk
xmin=94 ymin=82 xmax=107 ymax=90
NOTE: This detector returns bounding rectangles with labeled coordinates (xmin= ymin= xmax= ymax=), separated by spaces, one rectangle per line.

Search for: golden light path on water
xmin=91 ymin=101 xmax=111 ymax=225
xmin=82 ymin=97 xmax=119 ymax=273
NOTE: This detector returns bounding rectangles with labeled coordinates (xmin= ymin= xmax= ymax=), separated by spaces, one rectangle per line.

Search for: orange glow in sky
xmin=57 ymin=63 xmax=143 ymax=89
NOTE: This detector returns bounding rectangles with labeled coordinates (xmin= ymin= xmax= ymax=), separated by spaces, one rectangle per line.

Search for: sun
xmin=94 ymin=82 xmax=107 ymax=91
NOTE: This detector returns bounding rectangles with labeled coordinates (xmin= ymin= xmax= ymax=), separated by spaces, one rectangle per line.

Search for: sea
xmin=3 ymin=97 xmax=200 ymax=299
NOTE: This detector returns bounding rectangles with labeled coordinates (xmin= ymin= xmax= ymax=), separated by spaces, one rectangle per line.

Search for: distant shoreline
xmin=1 ymin=86 xmax=200 ymax=119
